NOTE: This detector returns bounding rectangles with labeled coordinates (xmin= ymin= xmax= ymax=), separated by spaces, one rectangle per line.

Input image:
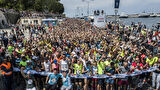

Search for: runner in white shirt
xmin=60 ymin=56 xmax=69 ymax=72
xmin=43 ymin=58 xmax=50 ymax=72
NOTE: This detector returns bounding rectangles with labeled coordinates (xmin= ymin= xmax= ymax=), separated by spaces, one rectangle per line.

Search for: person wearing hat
xmin=0 ymin=56 xmax=13 ymax=90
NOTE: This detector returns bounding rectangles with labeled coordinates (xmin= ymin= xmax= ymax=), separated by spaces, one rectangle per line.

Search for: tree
xmin=22 ymin=0 xmax=34 ymax=10
xmin=0 ymin=0 xmax=6 ymax=7
xmin=47 ymin=0 xmax=64 ymax=14
xmin=0 ymin=0 xmax=5 ymax=5
xmin=34 ymin=0 xmax=43 ymax=11
xmin=13 ymin=0 xmax=24 ymax=10
xmin=0 ymin=0 xmax=64 ymax=14
xmin=56 ymin=3 xmax=64 ymax=14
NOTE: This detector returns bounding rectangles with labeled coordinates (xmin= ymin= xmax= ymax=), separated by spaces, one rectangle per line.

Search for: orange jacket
xmin=0 ymin=62 xmax=12 ymax=76
xmin=53 ymin=56 xmax=62 ymax=63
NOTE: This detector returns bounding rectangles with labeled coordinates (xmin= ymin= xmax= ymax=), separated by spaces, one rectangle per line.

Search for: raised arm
xmin=45 ymin=75 xmax=49 ymax=84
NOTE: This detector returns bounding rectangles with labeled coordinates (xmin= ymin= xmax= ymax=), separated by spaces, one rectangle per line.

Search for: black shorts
xmin=34 ymin=74 xmax=41 ymax=78
xmin=129 ymin=76 xmax=139 ymax=87
xmin=76 ymin=78 xmax=83 ymax=82
xmin=98 ymin=79 xmax=104 ymax=85
xmin=71 ymin=78 xmax=83 ymax=83
xmin=45 ymin=84 xmax=57 ymax=90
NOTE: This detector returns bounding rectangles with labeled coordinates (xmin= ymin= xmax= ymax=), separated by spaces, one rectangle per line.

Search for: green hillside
xmin=0 ymin=0 xmax=64 ymax=14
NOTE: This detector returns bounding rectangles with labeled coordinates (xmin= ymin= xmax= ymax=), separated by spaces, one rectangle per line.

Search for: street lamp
xmin=115 ymin=9 xmax=118 ymax=23
xmin=114 ymin=0 xmax=120 ymax=24
xmin=82 ymin=0 xmax=94 ymax=16
xmin=76 ymin=6 xmax=79 ymax=17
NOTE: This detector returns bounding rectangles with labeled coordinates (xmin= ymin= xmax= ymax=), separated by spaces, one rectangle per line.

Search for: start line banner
xmin=13 ymin=67 xmax=157 ymax=79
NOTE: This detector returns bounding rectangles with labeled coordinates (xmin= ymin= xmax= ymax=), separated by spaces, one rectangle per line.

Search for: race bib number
xmin=52 ymin=78 xmax=56 ymax=83
xmin=62 ymin=64 xmax=68 ymax=71
xmin=77 ymin=70 xmax=80 ymax=74
xmin=27 ymin=79 xmax=33 ymax=85
xmin=63 ymin=77 xmax=67 ymax=82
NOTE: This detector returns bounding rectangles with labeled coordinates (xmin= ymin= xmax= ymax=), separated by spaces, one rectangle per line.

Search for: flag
xmin=114 ymin=0 xmax=120 ymax=8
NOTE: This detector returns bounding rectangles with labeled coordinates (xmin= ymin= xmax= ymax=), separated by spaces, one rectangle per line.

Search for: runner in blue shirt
xmin=61 ymin=71 xmax=72 ymax=90
xmin=45 ymin=68 xmax=61 ymax=90
xmin=105 ymin=62 xmax=116 ymax=90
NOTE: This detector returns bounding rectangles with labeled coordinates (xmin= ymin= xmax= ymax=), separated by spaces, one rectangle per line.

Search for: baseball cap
xmin=54 ymin=59 xmax=57 ymax=64
xmin=26 ymin=60 xmax=32 ymax=63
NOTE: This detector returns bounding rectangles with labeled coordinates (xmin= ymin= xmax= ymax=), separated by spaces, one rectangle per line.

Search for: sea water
xmin=107 ymin=17 xmax=160 ymax=28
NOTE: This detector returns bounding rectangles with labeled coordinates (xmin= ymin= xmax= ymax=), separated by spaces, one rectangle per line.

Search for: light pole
xmin=76 ymin=6 xmax=80 ymax=17
xmin=114 ymin=0 xmax=120 ymax=24
xmin=87 ymin=1 xmax=89 ymax=16
xmin=115 ymin=9 xmax=118 ymax=24
xmin=82 ymin=0 xmax=94 ymax=16
xmin=81 ymin=6 xmax=84 ymax=17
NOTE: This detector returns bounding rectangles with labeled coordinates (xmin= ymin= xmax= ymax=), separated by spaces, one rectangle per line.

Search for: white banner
xmin=93 ymin=15 xmax=106 ymax=28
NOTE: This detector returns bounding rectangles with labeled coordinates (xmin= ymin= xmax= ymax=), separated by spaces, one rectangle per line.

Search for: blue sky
xmin=60 ymin=0 xmax=160 ymax=17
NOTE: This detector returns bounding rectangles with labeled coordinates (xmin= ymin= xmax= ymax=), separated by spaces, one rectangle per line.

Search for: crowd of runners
xmin=0 ymin=18 xmax=160 ymax=90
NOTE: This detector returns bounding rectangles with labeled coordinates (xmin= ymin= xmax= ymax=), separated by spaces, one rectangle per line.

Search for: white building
xmin=19 ymin=17 xmax=42 ymax=25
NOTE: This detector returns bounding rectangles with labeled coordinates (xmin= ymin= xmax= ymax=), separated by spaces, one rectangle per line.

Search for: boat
xmin=119 ymin=12 xmax=128 ymax=18
xmin=157 ymin=13 xmax=160 ymax=17
xmin=138 ymin=11 xmax=150 ymax=18
xmin=157 ymin=22 xmax=160 ymax=29
xmin=150 ymin=13 xmax=157 ymax=17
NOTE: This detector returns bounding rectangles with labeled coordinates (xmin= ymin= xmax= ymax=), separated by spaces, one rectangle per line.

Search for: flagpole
xmin=114 ymin=0 xmax=120 ymax=24
xmin=115 ymin=9 xmax=118 ymax=24
xmin=87 ymin=1 xmax=89 ymax=16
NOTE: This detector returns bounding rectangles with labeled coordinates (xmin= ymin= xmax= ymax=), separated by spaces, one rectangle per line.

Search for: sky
xmin=60 ymin=0 xmax=160 ymax=17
